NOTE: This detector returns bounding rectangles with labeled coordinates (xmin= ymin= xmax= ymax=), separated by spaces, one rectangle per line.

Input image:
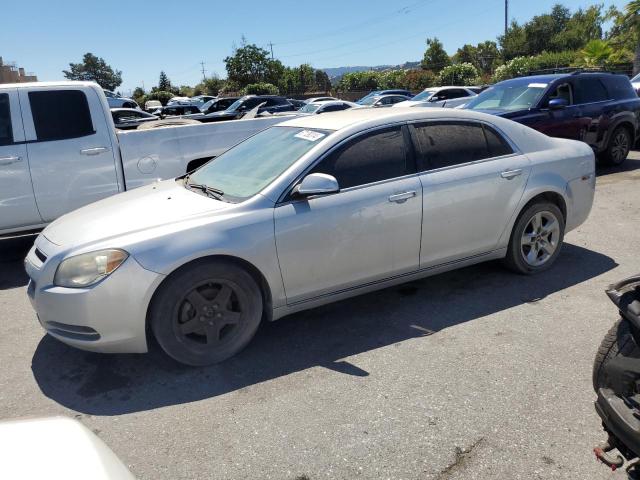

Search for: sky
xmin=1 ymin=0 xmax=629 ymax=94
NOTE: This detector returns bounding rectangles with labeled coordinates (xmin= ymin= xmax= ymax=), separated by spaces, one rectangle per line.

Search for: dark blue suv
xmin=464 ymin=72 xmax=640 ymax=166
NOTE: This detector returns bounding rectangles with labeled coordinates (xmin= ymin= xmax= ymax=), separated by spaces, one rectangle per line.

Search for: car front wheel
xmin=150 ymin=260 xmax=263 ymax=366
xmin=504 ymin=202 xmax=565 ymax=274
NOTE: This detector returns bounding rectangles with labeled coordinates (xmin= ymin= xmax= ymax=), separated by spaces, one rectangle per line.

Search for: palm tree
xmin=623 ymin=1 xmax=640 ymax=74
xmin=581 ymin=40 xmax=614 ymax=67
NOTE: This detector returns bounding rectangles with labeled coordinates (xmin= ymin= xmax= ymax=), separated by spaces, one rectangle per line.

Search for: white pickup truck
xmin=0 ymin=81 xmax=292 ymax=236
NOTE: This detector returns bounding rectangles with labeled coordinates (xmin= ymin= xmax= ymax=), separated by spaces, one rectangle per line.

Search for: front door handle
xmin=500 ymin=169 xmax=522 ymax=180
xmin=0 ymin=155 xmax=22 ymax=166
xmin=388 ymin=191 xmax=417 ymax=203
xmin=80 ymin=147 xmax=109 ymax=156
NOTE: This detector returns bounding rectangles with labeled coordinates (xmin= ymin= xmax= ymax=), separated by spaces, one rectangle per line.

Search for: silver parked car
xmin=394 ymin=86 xmax=478 ymax=109
xmin=25 ymin=108 xmax=595 ymax=366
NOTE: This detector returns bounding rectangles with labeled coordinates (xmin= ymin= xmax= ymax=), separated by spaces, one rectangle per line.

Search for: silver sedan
xmin=25 ymin=108 xmax=595 ymax=365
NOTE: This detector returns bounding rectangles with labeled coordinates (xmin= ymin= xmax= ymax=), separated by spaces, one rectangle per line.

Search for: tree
xmin=580 ymin=39 xmax=614 ymax=67
xmin=194 ymin=76 xmax=226 ymax=96
xmin=224 ymin=43 xmax=280 ymax=88
xmin=421 ymin=38 xmax=451 ymax=72
xmin=62 ymin=53 xmax=122 ymax=91
xmin=315 ymin=70 xmax=330 ymax=92
xmin=622 ymin=1 xmax=640 ymax=74
xmin=158 ymin=71 xmax=171 ymax=92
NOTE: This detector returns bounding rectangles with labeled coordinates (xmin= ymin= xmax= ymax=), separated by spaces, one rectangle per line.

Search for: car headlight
xmin=54 ymin=249 xmax=128 ymax=288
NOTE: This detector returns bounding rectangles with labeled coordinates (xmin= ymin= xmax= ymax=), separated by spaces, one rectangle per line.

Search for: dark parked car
xmin=356 ymin=89 xmax=413 ymax=104
xmin=593 ymin=274 xmax=640 ymax=475
xmin=200 ymin=95 xmax=296 ymax=122
xmin=111 ymin=108 xmax=158 ymax=130
xmin=199 ymin=97 xmax=239 ymax=115
xmin=157 ymin=104 xmax=203 ymax=118
xmin=464 ymin=72 xmax=640 ymax=165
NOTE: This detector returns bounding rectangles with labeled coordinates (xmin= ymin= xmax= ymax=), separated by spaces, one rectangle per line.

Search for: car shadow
xmin=0 ymin=235 xmax=36 ymax=290
xmin=596 ymin=154 xmax=640 ymax=177
xmin=31 ymin=243 xmax=617 ymax=416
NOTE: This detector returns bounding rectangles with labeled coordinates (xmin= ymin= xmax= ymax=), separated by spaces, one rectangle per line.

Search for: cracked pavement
xmin=2 ymin=154 xmax=640 ymax=479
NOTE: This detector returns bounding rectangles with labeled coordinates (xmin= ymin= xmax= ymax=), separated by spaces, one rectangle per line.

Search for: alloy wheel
xmin=520 ymin=211 xmax=561 ymax=267
xmin=175 ymin=280 xmax=244 ymax=347
xmin=611 ymin=131 xmax=630 ymax=164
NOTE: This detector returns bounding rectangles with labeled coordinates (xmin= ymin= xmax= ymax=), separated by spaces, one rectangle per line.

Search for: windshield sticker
xmin=295 ymin=130 xmax=325 ymax=142
xmin=528 ymin=83 xmax=548 ymax=88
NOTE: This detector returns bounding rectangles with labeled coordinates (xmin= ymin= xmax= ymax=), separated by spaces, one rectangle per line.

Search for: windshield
xmin=359 ymin=96 xmax=379 ymax=106
xmin=411 ymin=89 xmax=437 ymax=101
xmin=357 ymin=91 xmax=380 ymax=104
xmin=464 ymin=80 xmax=548 ymax=111
xmin=299 ymin=103 xmax=320 ymax=113
xmin=225 ymin=99 xmax=245 ymax=112
xmin=186 ymin=126 xmax=331 ymax=201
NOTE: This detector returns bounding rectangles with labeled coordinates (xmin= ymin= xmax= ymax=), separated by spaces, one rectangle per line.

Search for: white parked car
xmin=103 ymin=90 xmax=139 ymax=109
xmin=0 ymin=81 xmax=295 ymax=236
xmin=0 ymin=417 xmax=134 ymax=479
xmin=394 ymin=86 xmax=477 ymax=109
xmin=297 ymin=100 xmax=359 ymax=115
xmin=144 ymin=99 xmax=162 ymax=112
xmin=25 ymin=108 xmax=595 ymax=366
xmin=359 ymin=94 xmax=412 ymax=107
xmin=166 ymin=96 xmax=192 ymax=105
xmin=304 ymin=96 xmax=338 ymax=103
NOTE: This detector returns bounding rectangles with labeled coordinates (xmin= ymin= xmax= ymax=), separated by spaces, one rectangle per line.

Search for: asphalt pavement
xmin=1 ymin=155 xmax=640 ymax=479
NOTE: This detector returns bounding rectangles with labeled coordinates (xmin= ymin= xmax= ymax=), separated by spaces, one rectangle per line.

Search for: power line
xmin=268 ymin=42 xmax=274 ymax=60
xmin=505 ymin=0 xmax=509 ymax=36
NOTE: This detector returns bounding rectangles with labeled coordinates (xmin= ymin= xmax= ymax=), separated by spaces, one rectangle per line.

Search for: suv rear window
xmin=29 ymin=90 xmax=94 ymax=141
xmin=575 ymin=77 xmax=609 ymax=104
xmin=605 ymin=75 xmax=637 ymax=100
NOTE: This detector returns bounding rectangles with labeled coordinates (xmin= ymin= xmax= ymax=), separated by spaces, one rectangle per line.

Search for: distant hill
xmin=322 ymin=61 xmax=421 ymax=81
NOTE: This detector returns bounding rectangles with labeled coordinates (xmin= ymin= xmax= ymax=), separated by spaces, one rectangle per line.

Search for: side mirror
xmin=293 ymin=173 xmax=339 ymax=197
xmin=548 ymin=98 xmax=568 ymax=110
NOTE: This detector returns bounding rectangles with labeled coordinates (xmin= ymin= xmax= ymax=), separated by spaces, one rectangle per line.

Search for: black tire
xmin=150 ymin=260 xmax=263 ymax=366
xmin=600 ymin=126 xmax=632 ymax=166
xmin=593 ymin=319 xmax=635 ymax=391
xmin=503 ymin=202 xmax=565 ymax=274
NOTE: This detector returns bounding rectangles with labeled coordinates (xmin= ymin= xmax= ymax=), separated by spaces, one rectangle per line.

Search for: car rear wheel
xmin=150 ymin=260 xmax=263 ymax=366
xmin=600 ymin=126 xmax=632 ymax=166
xmin=503 ymin=202 xmax=564 ymax=274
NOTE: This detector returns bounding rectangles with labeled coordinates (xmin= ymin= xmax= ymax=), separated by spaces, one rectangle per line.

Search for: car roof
xmin=279 ymin=106 xmax=507 ymax=131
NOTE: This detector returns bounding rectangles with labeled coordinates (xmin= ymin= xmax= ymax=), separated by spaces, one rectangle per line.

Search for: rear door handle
xmin=500 ymin=169 xmax=522 ymax=180
xmin=388 ymin=191 xmax=417 ymax=203
xmin=0 ymin=155 xmax=22 ymax=166
xmin=80 ymin=147 xmax=109 ymax=156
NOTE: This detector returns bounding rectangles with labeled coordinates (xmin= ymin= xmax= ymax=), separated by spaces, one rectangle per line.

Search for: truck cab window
xmin=0 ymin=94 xmax=13 ymax=145
xmin=29 ymin=90 xmax=94 ymax=141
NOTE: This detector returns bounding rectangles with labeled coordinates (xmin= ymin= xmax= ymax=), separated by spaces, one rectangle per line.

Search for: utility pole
xmin=504 ymin=0 xmax=508 ymax=36
xmin=200 ymin=61 xmax=206 ymax=81
xmin=268 ymin=42 xmax=274 ymax=60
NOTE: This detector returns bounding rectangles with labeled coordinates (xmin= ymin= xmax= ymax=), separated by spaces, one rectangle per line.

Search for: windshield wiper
xmin=184 ymin=176 xmax=224 ymax=200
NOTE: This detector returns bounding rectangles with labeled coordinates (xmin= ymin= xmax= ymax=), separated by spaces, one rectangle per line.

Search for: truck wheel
xmin=150 ymin=260 xmax=263 ymax=366
xmin=600 ymin=126 xmax=631 ymax=166
xmin=503 ymin=202 xmax=564 ymax=274
xmin=593 ymin=319 xmax=636 ymax=391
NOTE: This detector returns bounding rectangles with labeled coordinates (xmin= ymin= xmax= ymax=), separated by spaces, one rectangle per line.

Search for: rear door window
xmin=29 ymin=90 xmax=94 ymax=141
xmin=413 ymin=122 xmax=491 ymax=171
xmin=0 ymin=94 xmax=13 ymax=145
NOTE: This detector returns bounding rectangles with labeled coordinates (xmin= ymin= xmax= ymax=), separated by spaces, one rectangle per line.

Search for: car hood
xmin=43 ymin=179 xmax=232 ymax=247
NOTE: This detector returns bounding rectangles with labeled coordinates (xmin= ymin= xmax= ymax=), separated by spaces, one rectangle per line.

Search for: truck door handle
xmin=0 ymin=155 xmax=22 ymax=166
xmin=500 ymin=169 xmax=522 ymax=180
xmin=388 ymin=191 xmax=417 ymax=203
xmin=80 ymin=147 xmax=109 ymax=156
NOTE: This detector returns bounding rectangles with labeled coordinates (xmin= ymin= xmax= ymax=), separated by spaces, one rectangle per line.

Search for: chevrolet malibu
xmin=25 ymin=108 xmax=596 ymax=366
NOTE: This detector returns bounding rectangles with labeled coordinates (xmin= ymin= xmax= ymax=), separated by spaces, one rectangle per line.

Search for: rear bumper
xmin=595 ymin=388 xmax=640 ymax=459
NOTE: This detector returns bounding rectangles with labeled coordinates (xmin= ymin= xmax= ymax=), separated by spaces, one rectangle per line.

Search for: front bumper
xmin=25 ymin=236 xmax=164 ymax=354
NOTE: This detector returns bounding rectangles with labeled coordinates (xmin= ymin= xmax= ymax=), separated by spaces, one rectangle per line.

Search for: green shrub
xmin=437 ymin=63 xmax=480 ymax=86
xmin=145 ymin=90 xmax=174 ymax=106
xmin=242 ymin=82 xmax=279 ymax=95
